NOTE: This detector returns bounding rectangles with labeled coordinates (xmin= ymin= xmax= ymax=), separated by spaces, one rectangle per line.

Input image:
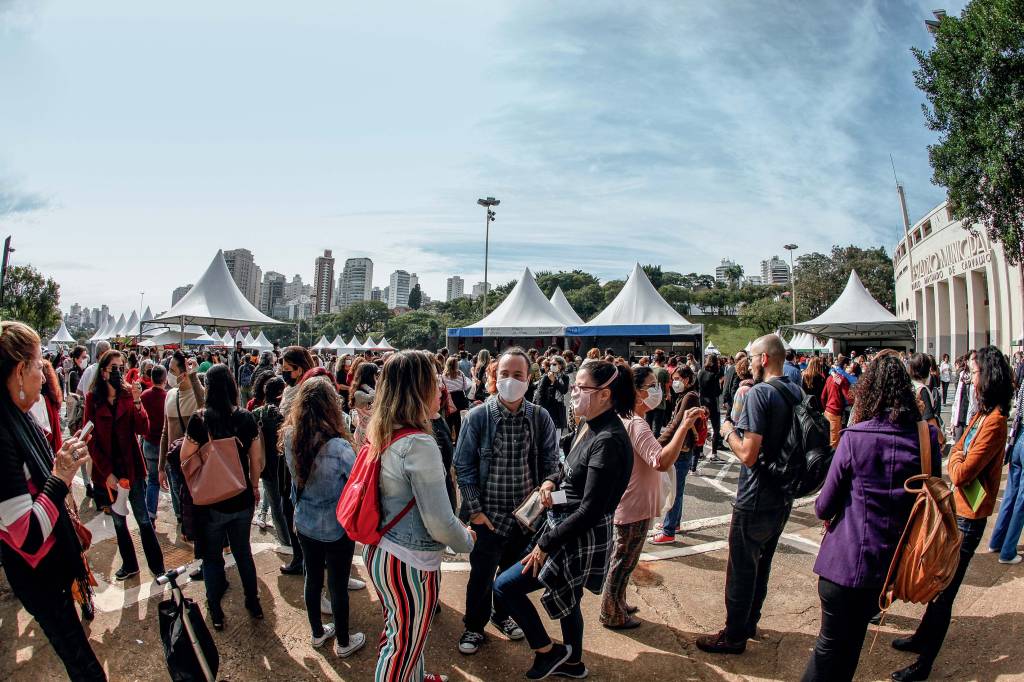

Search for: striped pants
xmin=364 ymin=544 xmax=441 ymax=682
xmin=599 ymin=518 xmax=652 ymax=626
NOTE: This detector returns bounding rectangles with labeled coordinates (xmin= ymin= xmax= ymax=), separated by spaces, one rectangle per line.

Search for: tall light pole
xmin=477 ymin=197 xmax=499 ymax=315
xmin=784 ymin=243 xmax=798 ymax=324
xmin=0 ymin=236 xmax=14 ymax=308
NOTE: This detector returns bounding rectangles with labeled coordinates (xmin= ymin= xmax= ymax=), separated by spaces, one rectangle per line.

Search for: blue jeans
xmin=493 ymin=562 xmax=584 ymax=664
xmin=661 ymin=451 xmax=693 ymax=536
xmin=200 ymin=506 xmax=258 ymax=608
xmin=108 ymin=478 xmax=165 ymax=575
xmin=165 ymin=460 xmax=184 ymax=521
xmin=990 ymin=435 xmax=1024 ymax=561
xmin=142 ymin=440 xmax=160 ymax=521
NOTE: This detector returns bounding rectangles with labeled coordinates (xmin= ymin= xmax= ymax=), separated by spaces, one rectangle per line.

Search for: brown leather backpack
xmin=879 ymin=421 xmax=963 ymax=610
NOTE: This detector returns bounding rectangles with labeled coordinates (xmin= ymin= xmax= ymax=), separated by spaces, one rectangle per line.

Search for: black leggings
xmin=297 ymin=533 xmax=356 ymax=644
xmin=801 ymin=577 xmax=879 ymax=682
xmin=16 ymin=582 xmax=106 ymax=680
xmin=445 ymin=410 xmax=462 ymax=444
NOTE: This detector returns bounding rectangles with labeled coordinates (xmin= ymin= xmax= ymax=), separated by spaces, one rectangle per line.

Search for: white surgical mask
xmin=671 ymin=379 xmax=684 ymax=394
xmin=167 ymin=372 xmax=178 ymax=388
xmin=497 ymin=377 xmax=529 ymax=403
xmin=643 ymin=385 xmax=663 ymax=409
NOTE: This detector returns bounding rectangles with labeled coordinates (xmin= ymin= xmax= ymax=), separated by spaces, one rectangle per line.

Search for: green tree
xmin=723 ymin=264 xmax=745 ymax=289
xmin=565 ymin=283 xmax=605 ymax=320
xmin=338 ymin=301 xmax=391 ymax=338
xmin=640 ymin=264 xmax=664 ymax=289
xmin=793 ymin=246 xmax=894 ymax=320
xmin=602 ymin=279 xmax=625 ymax=305
xmin=385 ymin=310 xmax=445 ymax=350
xmin=534 ymin=270 xmax=601 ymax=297
xmin=407 ymin=283 xmax=422 ymax=310
xmin=913 ymin=0 xmax=1024 ymax=317
xmin=1 ymin=265 xmax=61 ymax=332
xmin=659 ymin=284 xmax=692 ymax=315
xmin=739 ymin=297 xmax=791 ymax=335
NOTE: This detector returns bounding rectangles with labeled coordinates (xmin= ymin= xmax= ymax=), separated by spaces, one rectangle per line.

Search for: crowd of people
xmin=4 ymin=321 xmax=1024 ymax=681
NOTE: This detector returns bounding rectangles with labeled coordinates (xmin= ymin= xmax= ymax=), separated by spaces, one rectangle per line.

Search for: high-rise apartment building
xmin=260 ymin=271 xmax=287 ymax=316
xmin=760 ymin=256 xmax=791 ymax=286
xmin=339 ymin=257 xmax=374 ymax=309
xmin=172 ymin=284 xmax=193 ymax=306
xmin=715 ymin=258 xmax=738 ymax=284
xmin=446 ymin=276 xmax=465 ymax=302
xmin=313 ymin=249 xmax=335 ymax=316
xmin=371 ymin=287 xmax=383 ymax=302
xmin=387 ymin=270 xmax=414 ymax=309
xmin=470 ymin=281 xmax=489 ymax=300
xmin=224 ymin=248 xmax=261 ymax=305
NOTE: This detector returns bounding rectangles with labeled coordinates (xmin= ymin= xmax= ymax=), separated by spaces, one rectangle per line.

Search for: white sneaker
xmin=998 ymin=554 xmax=1023 ymax=565
xmin=255 ymin=510 xmax=268 ymax=529
xmin=321 ymin=594 xmax=333 ymax=615
xmin=311 ymin=623 xmax=336 ymax=648
xmin=981 ymin=545 xmax=998 ymax=554
xmin=348 ymin=577 xmax=366 ymax=591
xmin=335 ymin=631 xmax=366 ymax=658
xmin=274 ymin=544 xmax=294 ymax=556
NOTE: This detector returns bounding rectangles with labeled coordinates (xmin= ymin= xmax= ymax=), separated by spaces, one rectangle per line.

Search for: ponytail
xmin=584 ymin=360 xmax=636 ymax=418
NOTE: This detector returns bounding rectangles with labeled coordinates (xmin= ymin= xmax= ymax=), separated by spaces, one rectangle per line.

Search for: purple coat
xmin=813 ymin=416 xmax=942 ymax=590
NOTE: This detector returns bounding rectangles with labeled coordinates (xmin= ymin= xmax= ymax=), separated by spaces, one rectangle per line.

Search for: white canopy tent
xmin=310 ymin=336 xmax=330 ymax=351
xmin=570 ymin=263 xmax=703 ymax=337
xmin=121 ymin=311 xmax=141 ymax=339
xmin=150 ymin=251 xmax=283 ymax=334
xmin=448 ymin=268 xmax=568 ymax=338
xmin=786 ymin=270 xmax=915 ymax=341
xmin=243 ymin=332 xmax=256 ymax=348
xmin=327 ymin=335 xmax=345 ymax=351
xmin=744 ymin=332 xmax=791 ymax=354
xmin=377 ymin=337 xmax=396 ymax=351
xmin=88 ymin=317 xmax=111 ymax=342
xmin=365 ymin=336 xmax=379 ymax=350
xmin=109 ymin=314 xmax=128 ymax=339
xmin=48 ymin=321 xmax=76 ymax=347
xmin=704 ymin=341 xmax=720 ymax=356
xmin=140 ymin=324 xmax=208 ymax=347
xmin=185 ymin=330 xmax=217 ymax=346
xmin=251 ymin=332 xmax=275 ymax=351
xmin=549 ymin=287 xmax=585 ymax=326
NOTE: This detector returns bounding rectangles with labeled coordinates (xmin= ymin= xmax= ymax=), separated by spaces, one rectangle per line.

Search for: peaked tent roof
xmin=787 ymin=270 xmax=915 ymax=339
xmin=365 ymin=336 xmax=379 ymax=350
xmin=185 ymin=330 xmax=216 ymax=346
xmin=327 ymin=335 xmax=345 ymax=350
xmin=141 ymin=306 xmax=154 ymax=322
xmin=449 ymin=268 xmax=567 ymax=337
xmin=109 ymin=314 xmax=128 ymax=338
xmin=89 ymin=317 xmax=111 ymax=342
xmin=310 ymin=336 xmax=330 ymax=350
xmin=151 ymin=251 xmax=282 ymax=328
xmin=121 ymin=311 xmax=141 ymax=338
xmin=549 ymin=287 xmax=585 ymax=326
xmin=377 ymin=337 xmax=396 ymax=351
xmin=252 ymin=332 xmax=274 ymax=351
xmin=569 ymin=263 xmax=702 ymax=337
xmin=243 ymin=332 xmax=256 ymax=347
xmin=140 ymin=324 xmax=208 ymax=347
xmin=49 ymin=321 xmax=76 ymax=345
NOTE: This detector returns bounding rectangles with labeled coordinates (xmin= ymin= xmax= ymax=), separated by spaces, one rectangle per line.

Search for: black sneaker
xmin=891 ymin=636 xmax=924 ymax=654
xmin=209 ymin=603 xmax=225 ymax=631
xmin=552 ymin=660 xmax=589 ymax=678
xmin=491 ymin=615 xmax=525 ymax=641
xmin=695 ymin=629 xmax=746 ymax=655
xmin=458 ymin=630 xmax=485 ymax=655
xmin=114 ymin=566 xmax=140 ymax=581
xmin=891 ymin=659 xmax=932 ymax=681
xmin=245 ymin=597 xmax=264 ymax=620
xmin=527 ymin=644 xmax=572 ymax=680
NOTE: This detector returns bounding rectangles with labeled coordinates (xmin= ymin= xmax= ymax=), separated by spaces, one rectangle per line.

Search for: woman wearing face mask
xmin=278 ymin=345 xmax=315 ymax=419
xmin=600 ymin=366 xmax=702 ymax=628
xmin=84 ymin=350 xmax=165 ymax=581
xmin=160 ymin=351 xmax=204 ymax=529
xmin=537 ymin=356 xmax=570 ymax=440
xmin=651 ymin=365 xmax=702 ymax=545
xmin=0 ymin=322 xmax=106 ymax=679
xmin=493 ymin=360 xmax=634 ymax=680
xmin=351 ymin=362 xmax=379 ymax=448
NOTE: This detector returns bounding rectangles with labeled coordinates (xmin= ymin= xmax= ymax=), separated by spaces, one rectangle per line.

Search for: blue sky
xmin=0 ymin=0 xmax=963 ymax=315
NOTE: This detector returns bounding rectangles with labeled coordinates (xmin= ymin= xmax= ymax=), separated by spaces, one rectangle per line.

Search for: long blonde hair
xmin=366 ymin=350 xmax=435 ymax=459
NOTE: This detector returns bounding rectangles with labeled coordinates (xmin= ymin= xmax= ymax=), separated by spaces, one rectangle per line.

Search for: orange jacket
xmin=947 ymin=407 xmax=1007 ymax=519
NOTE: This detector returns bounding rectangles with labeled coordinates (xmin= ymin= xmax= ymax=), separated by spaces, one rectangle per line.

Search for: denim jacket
xmin=284 ymin=435 xmax=356 ymax=543
xmin=453 ymin=396 xmax=560 ymax=521
xmin=380 ymin=432 xmax=474 ymax=554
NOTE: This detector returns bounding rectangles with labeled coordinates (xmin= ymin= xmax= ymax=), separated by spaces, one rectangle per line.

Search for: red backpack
xmin=336 ymin=428 xmax=423 ymax=545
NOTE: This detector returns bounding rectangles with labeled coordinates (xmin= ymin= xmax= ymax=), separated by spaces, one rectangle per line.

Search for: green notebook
xmin=961 ymin=478 xmax=987 ymax=513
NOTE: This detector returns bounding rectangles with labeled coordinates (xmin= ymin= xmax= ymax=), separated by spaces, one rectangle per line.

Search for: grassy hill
xmin=695 ymin=315 xmax=760 ymax=356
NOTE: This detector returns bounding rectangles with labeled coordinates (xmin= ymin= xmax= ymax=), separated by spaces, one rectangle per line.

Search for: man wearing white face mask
xmin=454 ymin=348 xmax=560 ymax=656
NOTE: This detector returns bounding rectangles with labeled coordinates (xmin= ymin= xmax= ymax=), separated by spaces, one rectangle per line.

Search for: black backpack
xmin=763 ymin=379 xmax=834 ymax=498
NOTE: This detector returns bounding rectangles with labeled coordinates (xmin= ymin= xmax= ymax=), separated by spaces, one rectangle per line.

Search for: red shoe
xmin=423 ymin=675 xmax=449 ymax=682
xmin=650 ymin=533 xmax=676 ymax=545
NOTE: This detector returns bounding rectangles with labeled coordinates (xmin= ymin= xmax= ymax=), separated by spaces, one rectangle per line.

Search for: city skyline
xmin=2 ymin=1 xmax=964 ymax=313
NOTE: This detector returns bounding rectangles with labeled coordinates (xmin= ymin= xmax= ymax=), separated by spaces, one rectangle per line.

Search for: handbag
xmin=513 ymin=489 xmax=547 ymax=534
xmin=180 ymin=411 xmax=248 ymax=505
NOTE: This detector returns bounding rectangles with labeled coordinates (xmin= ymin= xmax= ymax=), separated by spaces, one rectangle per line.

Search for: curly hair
xmin=850 ymin=354 xmax=921 ymax=426
xmin=283 ymin=376 xmax=353 ymax=489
